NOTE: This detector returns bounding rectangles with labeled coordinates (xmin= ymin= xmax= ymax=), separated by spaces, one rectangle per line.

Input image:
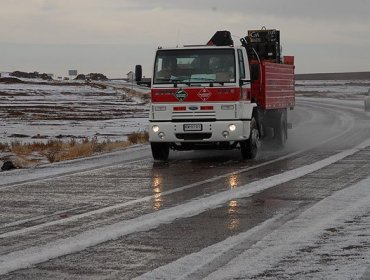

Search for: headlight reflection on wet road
xmin=227 ymin=199 xmax=240 ymax=231
xmin=152 ymin=176 xmax=163 ymax=211
xmin=228 ymin=173 xmax=240 ymax=189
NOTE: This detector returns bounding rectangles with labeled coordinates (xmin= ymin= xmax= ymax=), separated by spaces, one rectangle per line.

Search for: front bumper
xmin=149 ymin=120 xmax=251 ymax=142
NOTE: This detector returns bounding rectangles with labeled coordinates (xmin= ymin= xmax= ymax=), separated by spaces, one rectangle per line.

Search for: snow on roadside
xmin=136 ymin=175 xmax=370 ymax=280
xmin=296 ymin=79 xmax=370 ymax=99
xmin=204 ymin=176 xmax=370 ymax=280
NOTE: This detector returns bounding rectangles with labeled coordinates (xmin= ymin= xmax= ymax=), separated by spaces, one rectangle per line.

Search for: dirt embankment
xmin=0 ymin=77 xmax=24 ymax=84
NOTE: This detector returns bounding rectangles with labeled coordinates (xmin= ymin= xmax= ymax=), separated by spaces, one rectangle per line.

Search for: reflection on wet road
xmin=151 ymin=174 xmax=163 ymax=211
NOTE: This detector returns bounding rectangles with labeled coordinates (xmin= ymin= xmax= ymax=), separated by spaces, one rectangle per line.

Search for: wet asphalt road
xmin=1 ymin=97 xmax=370 ymax=279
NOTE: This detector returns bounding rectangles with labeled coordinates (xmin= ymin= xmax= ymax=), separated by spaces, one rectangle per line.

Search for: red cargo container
xmin=252 ymin=62 xmax=295 ymax=110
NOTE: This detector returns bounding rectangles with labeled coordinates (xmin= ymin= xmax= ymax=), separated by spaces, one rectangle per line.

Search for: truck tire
xmin=151 ymin=142 xmax=169 ymax=161
xmin=241 ymin=118 xmax=260 ymax=159
xmin=275 ymin=109 xmax=287 ymax=148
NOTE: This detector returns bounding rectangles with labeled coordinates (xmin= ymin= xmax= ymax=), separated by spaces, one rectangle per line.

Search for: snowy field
xmin=0 ymin=79 xmax=149 ymax=145
xmin=296 ymin=79 xmax=370 ymax=99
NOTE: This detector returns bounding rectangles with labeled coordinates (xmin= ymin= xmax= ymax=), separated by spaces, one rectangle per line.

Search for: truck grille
xmin=172 ymin=111 xmax=216 ymax=120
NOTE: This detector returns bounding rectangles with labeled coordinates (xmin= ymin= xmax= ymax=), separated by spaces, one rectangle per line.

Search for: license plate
xmin=183 ymin=124 xmax=202 ymax=131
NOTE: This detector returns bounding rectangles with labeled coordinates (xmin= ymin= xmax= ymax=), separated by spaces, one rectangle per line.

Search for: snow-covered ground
xmin=0 ymin=79 xmax=149 ymax=144
xmin=296 ymin=79 xmax=370 ymax=99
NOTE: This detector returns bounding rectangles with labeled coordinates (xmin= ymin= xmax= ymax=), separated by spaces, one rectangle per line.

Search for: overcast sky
xmin=1 ymin=0 xmax=370 ymax=78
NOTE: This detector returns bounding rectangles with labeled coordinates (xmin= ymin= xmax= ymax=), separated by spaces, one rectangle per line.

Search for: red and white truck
xmin=139 ymin=28 xmax=295 ymax=160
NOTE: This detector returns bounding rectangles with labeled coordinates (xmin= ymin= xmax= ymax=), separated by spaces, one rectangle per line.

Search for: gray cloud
xmin=118 ymin=0 xmax=370 ymax=21
xmin=0 ymin=0 xmax=369 ymax=76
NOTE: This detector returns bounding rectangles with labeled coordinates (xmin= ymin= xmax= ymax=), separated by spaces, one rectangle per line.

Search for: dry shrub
xmin=42 ymin=140 xmax=63 ymax=162
xmin=90 ymin=136 xmax=104 ymax=153
xmin=49 ymin=137 xmax=109 ymax=162
xmin=11 ymin=141 xmax=33 ymax=155
xmin=82 ymin=137 xmax=90 ymax=144
xmin=6 ymin=132 xmax=149 ymax=164
xmin=41 ymin=138 xmax=95 ymax=162
xmin=104 ymin=140 xmax=131 ymax=151
xmin=68 ymin=138 xmax=77 ymax=147
xmin=29 ymin=142 xmax=48 ymax=150
xmin=128 ymin=131 xmax=149 ymax=144
xmin=56 ymin=142 xmax=95 ymax=162
xmin=0 ymin=142 xmax=9 ymax=151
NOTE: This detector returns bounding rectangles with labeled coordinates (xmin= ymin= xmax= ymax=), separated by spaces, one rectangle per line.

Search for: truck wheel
xmin=241 ymin=118 xmax=260 ymax=159
xmin=151 ymin=142 xmax=169 ymax=161
xmin=275 ymin=110 xmax=287 ymax=148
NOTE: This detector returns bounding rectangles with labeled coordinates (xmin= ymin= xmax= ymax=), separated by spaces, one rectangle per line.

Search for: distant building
xmin=68 ymin=70 xmax=78 ymax=76
xmin=127 ymin=71 xmax=134 ymax=81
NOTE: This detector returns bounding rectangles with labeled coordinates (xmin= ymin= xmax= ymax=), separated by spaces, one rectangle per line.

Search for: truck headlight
xmin=152 ymin=125 xmax=159 ymax=133
xmin=229 ymin=124 xmax=236 ymax=131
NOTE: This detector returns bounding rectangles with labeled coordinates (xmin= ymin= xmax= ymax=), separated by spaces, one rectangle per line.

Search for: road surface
xmin=1 ymin=97 xmax=370 ymax=279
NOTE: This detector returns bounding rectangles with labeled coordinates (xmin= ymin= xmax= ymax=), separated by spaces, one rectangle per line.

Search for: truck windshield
xmin=154 ymin=49 xmax=236 ymax=85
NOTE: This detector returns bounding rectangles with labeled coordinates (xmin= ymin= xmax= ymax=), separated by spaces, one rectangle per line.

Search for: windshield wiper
xmin=155 ymin=78 xmax=191 ymax=87
xmin=155 ymin=77 xmax=225 ymax=87
xmin=187 ymin=77 xmax=226 ymax=87
xmin=190 ymin=77 xmax=216 ymax=81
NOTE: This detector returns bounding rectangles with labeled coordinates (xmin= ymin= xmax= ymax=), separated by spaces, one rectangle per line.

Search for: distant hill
xmin=296 ymin=72 xmax=370 ymax=80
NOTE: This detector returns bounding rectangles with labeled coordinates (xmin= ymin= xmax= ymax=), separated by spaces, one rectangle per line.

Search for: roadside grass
xmin=0 ymin=131 xmax=149 ymax=167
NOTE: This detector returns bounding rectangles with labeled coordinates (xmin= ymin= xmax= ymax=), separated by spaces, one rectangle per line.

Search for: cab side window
xmin=238 ymin=49 xmax=245 ymax=79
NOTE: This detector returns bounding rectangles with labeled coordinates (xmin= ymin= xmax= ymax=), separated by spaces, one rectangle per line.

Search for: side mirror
xmin=135 ymin=65 xmax=142 ymax=82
